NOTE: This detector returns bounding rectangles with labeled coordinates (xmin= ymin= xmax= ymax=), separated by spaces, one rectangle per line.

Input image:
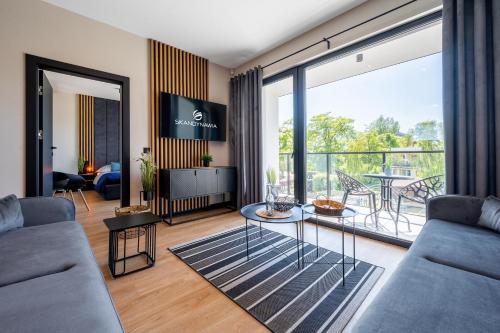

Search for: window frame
xmin=263 ymin=10 xmax=443 ymax=248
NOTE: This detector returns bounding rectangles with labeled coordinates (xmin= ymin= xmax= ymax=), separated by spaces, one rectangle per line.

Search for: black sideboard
xmin=159 ymin=167 xmax=236 ymax=225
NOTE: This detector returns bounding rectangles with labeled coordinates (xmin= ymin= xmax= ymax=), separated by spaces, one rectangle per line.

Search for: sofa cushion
xmin=0 ymin=194 xmax=23 ymax=234
xmin=0 ymin=263 xmax=123 ymax=333
xmin=352 ymin=255 xmax=500 ymax=333
xmin=0 ymin=221 xmax=96 ymax=287
xmin=409 ymin=219 xmax=500 ymax=280
xmin=19 ymin=197 xmax=75 ymax=227
xmin=478 ymin=196 xmax=500 ymax=232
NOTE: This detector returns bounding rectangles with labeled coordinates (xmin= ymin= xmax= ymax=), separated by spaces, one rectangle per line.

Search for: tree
xmin=279 ymin=119 xmax=293 ymax=153
xmin=408 ymin=120 xmax=444 ymax=150
xmin=368 ymin=116 xmax=400 ymax=135
xmin=277 ymin=113 xmax=445 ymax=191
xmin=307 ymin=113 xmax=355 ymax=153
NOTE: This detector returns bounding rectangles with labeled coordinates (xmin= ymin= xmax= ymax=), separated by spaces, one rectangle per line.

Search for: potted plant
xmin=137 ymin=152 xmax=157 ymax=203
xmin=78 ymin=158 xmax=85 ymax=174
xmin=201 ymin=154 xmax=213 ymax=167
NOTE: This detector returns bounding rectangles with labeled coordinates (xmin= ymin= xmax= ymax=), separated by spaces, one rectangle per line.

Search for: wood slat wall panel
xmin=149 ymin=40 xmax=209 ymax=215
xmin=78 ymin=95 xmax=95 ymax=171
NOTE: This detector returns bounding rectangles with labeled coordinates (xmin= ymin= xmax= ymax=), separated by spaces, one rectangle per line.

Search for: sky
xmin=277 ymin=52 xmax=443 ymax=133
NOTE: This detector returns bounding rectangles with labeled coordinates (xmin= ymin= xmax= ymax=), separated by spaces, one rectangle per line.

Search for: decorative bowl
xmin=312 ymin=198 xmax=345 ymax=216
xmin=115 ymin=205 xmax=150 ymax=217
xmin=273 ymin=196 xmax=298 ymax=212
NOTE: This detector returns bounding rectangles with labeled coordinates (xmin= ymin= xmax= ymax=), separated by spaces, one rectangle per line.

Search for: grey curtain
xmin=229 ymin=67 xmax=263 ymax=208
xmin=443 ymin=0 xmax=500 ymax=197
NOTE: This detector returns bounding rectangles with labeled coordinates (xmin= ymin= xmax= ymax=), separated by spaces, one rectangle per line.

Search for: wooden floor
xmin=74 ymin=192 xmax=407 ymax=333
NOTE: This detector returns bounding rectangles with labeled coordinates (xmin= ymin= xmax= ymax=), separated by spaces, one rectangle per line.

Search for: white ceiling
xmin=42 ymin=0 xmax=367 ymax=68
xmin=306 ymin=21 xmax=442 ymax=89
xmin=266 ymin=21 xmax=442 ymax=97
xmin=44 ymin=71 xmax=121 ymax=101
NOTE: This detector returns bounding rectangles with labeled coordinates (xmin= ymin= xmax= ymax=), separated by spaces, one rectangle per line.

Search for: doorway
xmin=25 ymin=55 xmax=130 ymax=207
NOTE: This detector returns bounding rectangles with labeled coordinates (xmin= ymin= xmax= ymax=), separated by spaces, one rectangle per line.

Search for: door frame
xmin=263 ymin=67 xmax=306 ymax=203
xmin=25 ymin=54 xmax=130 ymax=207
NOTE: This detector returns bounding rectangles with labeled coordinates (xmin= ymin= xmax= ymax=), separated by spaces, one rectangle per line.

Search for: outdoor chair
xmin=336 ymin=170 xmax=379 ymax=227
xmin=394 ymin=175 xmax=444 ymax=233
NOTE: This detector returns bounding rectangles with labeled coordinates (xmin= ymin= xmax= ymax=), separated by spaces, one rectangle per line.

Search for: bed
xmin=93 ymin=165 xmax=121 ymax=200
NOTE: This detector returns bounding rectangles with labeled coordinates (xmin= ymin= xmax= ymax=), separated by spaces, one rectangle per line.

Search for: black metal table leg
xmin=342 ymin=217 xmax=345 ymax=286
xmin=315 ymin=213 xmax=319 ymax=257
xmin=137 ymin=227 xmax=140 ymax=252
xmin=353 ymin=216 xmax=356 ymax=269
xmin=296 ymin=221 xmax=300 ymax=269
xmin=301 ymin=211 xmax=305 ymax=268
xmin=108 ymin=231 xmax=114 ymax=277
xmin=169 ymin=200 xmax=174 ymax=225
xmin=123 ymin=232 xmax=127 ymax=274
xmin=245 ymin=218 xmax=249 ymax=259
xmin=114 ymin=231 xmax=118 ymax=276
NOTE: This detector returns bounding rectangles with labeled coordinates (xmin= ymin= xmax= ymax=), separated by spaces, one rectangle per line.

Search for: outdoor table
xmin=363 ymin=173 xmax=413 ymax=222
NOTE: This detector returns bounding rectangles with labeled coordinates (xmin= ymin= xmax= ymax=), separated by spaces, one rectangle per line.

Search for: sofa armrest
xmin=427 ymin=195 xmax=483 ymax=226
xmin=19 ymin=197 xmax=75 ymax=227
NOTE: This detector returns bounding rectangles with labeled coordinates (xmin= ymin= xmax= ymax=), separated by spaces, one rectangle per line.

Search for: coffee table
xmin=103 ymin=213 xmax=162 ymax=278
xmin=240 ymin=203 xmax=312 ymax=269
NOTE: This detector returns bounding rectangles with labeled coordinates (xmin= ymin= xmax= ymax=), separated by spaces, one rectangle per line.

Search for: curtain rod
xmin=262 ymin=0 xmax=418 ymax=69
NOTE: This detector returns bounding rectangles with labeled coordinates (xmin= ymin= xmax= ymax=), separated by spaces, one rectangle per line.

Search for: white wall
xmin=52 ymin=92 xmax=78 ymax=174
xmin=0 ymin=0 xmax=231 ymax=200
xmin=208 ymin=63 xmax=231 ymax=166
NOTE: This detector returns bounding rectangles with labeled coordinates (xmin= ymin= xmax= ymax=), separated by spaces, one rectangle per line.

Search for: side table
xmin=79 ymin=172 xmax=96 ymax=191
xmin=302 ymin=204 xmax=358 ymax=286
xmin=103 ymin=212 xmax=162 ymax=278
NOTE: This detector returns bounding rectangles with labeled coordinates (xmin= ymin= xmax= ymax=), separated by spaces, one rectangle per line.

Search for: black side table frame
xmin=108 ymin=224 xmax=156 ymax=278
xmin=104 ymin=213 xmax=161 ymax=278
xmin=301 ymin=205 xmax=358 ymax=286
xmin=240 ymin=203 xmax=311 ymax=270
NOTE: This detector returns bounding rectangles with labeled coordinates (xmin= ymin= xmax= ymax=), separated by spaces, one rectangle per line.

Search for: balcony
xmin=279 ymin=150 xmax=445 ymax=242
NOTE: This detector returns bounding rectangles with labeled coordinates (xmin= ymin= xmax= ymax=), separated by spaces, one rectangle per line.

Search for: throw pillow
xmin=478 ymin=196 xmax=500 ymax=232
xmin=111 ymin=162 xmax=121 ymax=172
xmin=96 ymin=164 xmax=111 ymax=173
xmin=0 ymin=194 xmax=24 ymax=234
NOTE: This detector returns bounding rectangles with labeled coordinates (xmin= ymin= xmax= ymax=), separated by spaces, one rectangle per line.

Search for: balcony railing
xmin=279 ymin=150 xmax=445 ymax=200
xmin=278 ymin=150 xmax=444 ymax=241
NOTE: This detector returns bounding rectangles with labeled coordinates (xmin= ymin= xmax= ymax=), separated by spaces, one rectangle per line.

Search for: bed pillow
xmin=111 ymin=162 xmax=121 ymax=172
xmin=96 ymin=164 xmax=111 ymax=173
xmin=0 ymin=194 xmax=24 ymax=234
xmin=478 ymin=196 xmax=500 ymax=232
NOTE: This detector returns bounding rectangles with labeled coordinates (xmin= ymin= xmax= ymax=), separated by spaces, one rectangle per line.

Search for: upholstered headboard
xmin=93 ymin=97 xmax=120 ymax=170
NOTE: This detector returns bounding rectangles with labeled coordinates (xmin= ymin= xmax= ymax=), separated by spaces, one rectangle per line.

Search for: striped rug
xmin=169 ymin=225 xmax=384 ymax=333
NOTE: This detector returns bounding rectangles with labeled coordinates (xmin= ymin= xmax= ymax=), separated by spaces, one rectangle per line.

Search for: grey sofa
xmin=352 ymin=195 xmax=500 ymax=333
xmin=0 ymin=197 xmax=124 ymax=333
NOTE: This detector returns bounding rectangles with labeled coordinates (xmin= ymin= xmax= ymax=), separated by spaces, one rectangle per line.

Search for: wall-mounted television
xmin=160 ymin=92 xmax=226 ymax=141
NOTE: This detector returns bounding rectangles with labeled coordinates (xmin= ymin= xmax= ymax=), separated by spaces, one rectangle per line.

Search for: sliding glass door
xmin=262 ymin=12 xmax=443 ymax=244
xmin=304 ymin=19 xmax=444 ymax=242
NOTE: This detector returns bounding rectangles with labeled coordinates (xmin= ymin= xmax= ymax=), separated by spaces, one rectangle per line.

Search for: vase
xmin=142 ymin=191 xmax=153 ymax=203
xmin=265 ymin=184 xmax=280 ymax=212
xmin=202 ymin=160 xmax=210 ymax=167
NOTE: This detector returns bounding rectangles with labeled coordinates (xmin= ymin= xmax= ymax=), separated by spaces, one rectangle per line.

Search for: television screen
xmin=159 ymin=93 xmax=226 ymax=141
